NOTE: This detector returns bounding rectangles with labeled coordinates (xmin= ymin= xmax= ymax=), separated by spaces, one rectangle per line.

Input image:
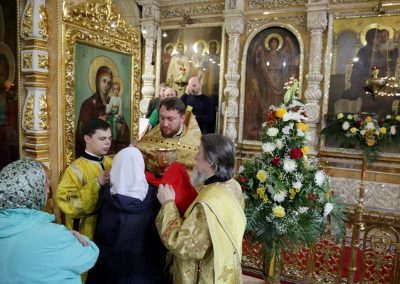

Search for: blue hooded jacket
xmin=0 ymin=209 xmax=99 ymax=284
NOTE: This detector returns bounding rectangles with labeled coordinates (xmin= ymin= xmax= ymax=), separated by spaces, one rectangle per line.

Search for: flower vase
xmin=263 ymin=246 xmax=282 ymax=284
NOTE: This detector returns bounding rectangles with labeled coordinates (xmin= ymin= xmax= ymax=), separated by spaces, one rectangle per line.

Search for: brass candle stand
xmin=347 ymin=156 xmax=367 ymax=283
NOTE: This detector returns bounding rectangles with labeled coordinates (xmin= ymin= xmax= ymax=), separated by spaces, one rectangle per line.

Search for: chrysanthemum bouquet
xmin=238 ymin=83 xmax=345 ymax=252
xmin=321 ymin=112 xmax=400 ymax=162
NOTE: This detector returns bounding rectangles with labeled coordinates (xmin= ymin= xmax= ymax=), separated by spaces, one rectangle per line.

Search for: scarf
xmin=0 ymin=158 xmax=46 ymax=210
xmin=110 ymin=146 xmax=149 ymax=201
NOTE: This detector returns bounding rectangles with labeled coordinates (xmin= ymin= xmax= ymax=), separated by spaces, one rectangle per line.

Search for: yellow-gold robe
xmin=56 ymin=157 xmax=112 ymax=240
xmin=156 ymin=179 xmax=246 ymax=284
xmin=137 ymin=114 xmax=201 ymax=174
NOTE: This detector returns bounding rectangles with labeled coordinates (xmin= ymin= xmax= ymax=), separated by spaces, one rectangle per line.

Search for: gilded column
xmin=304 ymin=0 xmax=328 ymax=151
xmin=223 ymin=0 xmax=244 ymax=141
xmin=138 ymin=1 xmax=159 ymax=117
xmin=20 ymin=0 xmax=49 ymax=162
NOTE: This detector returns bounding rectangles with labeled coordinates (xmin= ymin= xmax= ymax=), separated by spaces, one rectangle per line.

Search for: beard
xmin=160 ymin=125 xmax=181 ymax=138
xmin=190 ymin=169 xmax=206 ymax=189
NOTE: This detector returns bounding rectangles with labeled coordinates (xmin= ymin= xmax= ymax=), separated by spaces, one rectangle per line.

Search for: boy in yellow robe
xmin=156 ymin=134 xmax=246 ymax=284
xmin=57 ymin=119 xmax=113 ymax=241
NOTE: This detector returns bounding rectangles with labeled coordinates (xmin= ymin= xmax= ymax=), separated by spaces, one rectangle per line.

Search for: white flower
xmin=390 ymin=125 xmax=396 ymax=135
xmin=365 ymin=121 xmax=375 ymax=130
xmin=262 ymin=142 xmax=276 ymax=153
xmin=283 ymin=158 xmax=297 ymax=173
xmin=273 ymin=191 xmax=287 ymax=203
xmin=298 ymin=207 xmax=309 ymax=214
xmin=297 ymin=129 xmax=305 ymax=137
xmin=315 ymin=170 xmax=326 ymax=186
xmin=342 ymin=121 xmax=350 ymax=130
xmin=323 ymin=202 xmax=334 ymax=217
xmin=360 ymin=130 xmax=366 ymax=136
xmin=267 ymin=127 xmax=279 ymax=137
xmin=275 ymin=139 xmax=284 ymax=150
xmin=282 ymin=125 xmax=291 ymax=135
xmin=238 ymin=165 xmax=244 ymax=174
xmin=337 ymin=113 xmax=344 ymax=119
xmin=347 ymin=114 xmax=353 ymax=120
xmin=292 ymin=181 xmax=302 ymax=189
xmin=283 ymin=111 xmax=301 ymax=122
xmin=386 ymin=115 xmax=392 ymax=119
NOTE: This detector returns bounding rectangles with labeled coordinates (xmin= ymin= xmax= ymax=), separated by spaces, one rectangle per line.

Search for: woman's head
xmin=0 ymin=158 xmax=48 ymax=210
xmin=195 ymin=134 xmax=236 ymax=180
xmin=96 ymin=66 xmax=113 ymax=96
xmin=110 ymin=146 xmax=149 ymax=200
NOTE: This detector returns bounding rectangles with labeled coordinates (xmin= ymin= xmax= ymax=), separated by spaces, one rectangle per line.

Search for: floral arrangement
xmin=238 ymin=82 xmax=345 ymax=253
xmin=321 ymin=112 xmax=400 ymax=162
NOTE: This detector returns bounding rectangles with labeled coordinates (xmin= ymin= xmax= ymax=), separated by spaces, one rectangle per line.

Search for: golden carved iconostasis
xmin=13 ymin=0 xmax=400 ymax=223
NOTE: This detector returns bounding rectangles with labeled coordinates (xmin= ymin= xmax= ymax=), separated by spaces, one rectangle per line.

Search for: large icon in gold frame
xmin=62 ymin=0 xmax=140 ymax=165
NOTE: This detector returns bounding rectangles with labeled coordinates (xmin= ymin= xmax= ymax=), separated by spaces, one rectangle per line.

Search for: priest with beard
xmin=137 ymin=97 xmax=201 ymax=214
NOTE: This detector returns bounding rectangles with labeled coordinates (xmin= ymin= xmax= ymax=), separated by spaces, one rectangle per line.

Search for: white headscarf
xmin=110 ymin=146 xmax=149 ymax=201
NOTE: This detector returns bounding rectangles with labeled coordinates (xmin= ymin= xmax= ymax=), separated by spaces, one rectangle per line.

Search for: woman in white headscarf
xmin=87 ymin=146 xmax=166 ymax=284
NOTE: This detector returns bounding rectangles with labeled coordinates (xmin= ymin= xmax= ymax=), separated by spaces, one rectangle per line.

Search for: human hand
xmin=98 ymin=114 xmax=107 ymax=121
xmin=157 ymin=184 xmax=176 ymax=205
xmin=70 ymin=230 xmax=89 ymax=247
xmin=98 ymin=170 xmax=110 ymax=186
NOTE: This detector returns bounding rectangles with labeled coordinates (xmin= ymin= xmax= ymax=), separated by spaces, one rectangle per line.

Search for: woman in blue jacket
xmin=86 ymin=146 xmax=166 ymax=284
xmin=0 ymin=158 xmax=99 ymax=284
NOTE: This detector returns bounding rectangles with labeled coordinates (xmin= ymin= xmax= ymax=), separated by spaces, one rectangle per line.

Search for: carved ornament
xmin=63 ymin=0 xmax=139 ymax=43
xmin=24 ymin=95 xmax=35 ymax=130
xmin=38 ymin=95 xmax=49 ymax=129
xmin=38 ymin=4 xmax=48 ymax=39
xmin=307 ymin=11 xmax=327 ymax=31
xmin=225 ymin=14 xmax=244 ymax=35
xmin=161 ymin=2 xmax=224 ymax=18
xmin=245 ymin=15 xmax=306 ymax=34
xmin=248 ymin=0 xmax=305 ymax=10
xmin=38 ymin=54 xmax=48 ymax=69
xmin=23 ymin=2 xmax=33 ymax=37
xmin=23 ymin=53 xmax=33 ymax=69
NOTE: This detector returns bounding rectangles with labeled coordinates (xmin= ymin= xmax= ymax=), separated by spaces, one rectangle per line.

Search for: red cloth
xmin=145 ymin=162 xmax=198 ymax=214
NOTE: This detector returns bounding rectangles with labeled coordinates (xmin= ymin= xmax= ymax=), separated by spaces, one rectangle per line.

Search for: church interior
xmin=1 ymin=0 xmax=400 ymax=283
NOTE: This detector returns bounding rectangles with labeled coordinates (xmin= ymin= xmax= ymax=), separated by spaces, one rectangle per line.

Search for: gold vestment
xmin=56 ymin=156 xmax=112 ymax=240
xmin=137 ymin=115 xmax=201 ymax=174
xmin=156 ymin=179 xmax=246 ymax=284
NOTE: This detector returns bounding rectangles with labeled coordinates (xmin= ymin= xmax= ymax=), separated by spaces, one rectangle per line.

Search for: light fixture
xmin=162 ymin=31 xmax=167 ymax=38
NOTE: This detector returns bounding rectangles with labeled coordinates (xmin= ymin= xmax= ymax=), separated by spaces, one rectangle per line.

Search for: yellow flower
xmin=326 ymin=191 xmax=331 ymax=198
xmin=365 ymin=116 xmax=373 ymax=122
xmin=275 ymin=108 xmax=287 ymax=118
xmin=273 ymin=206 xmax=286 ymax=218
xmin=337 ymin=113 xmax=344 ymax=119
xmin=301 ymin=146 xmax=309 ymax=155
xmin=257 ymin=187 xmax=266 ymax=196
xmin=350 ymin=127 xmax=358 ymax=134
xmin=263 ymin=196 xmax=269 ymax=203
xmin=295 ymin=188 xmax=300 ymax=193
xmin=289 ymin=188 xmax=295 ymax=194
xmin=396 ymin=115 xmax=400 ymax=121
xmin=380 ymin=127 xmax=387 ymax=134
xmin=256 ymin=170 xmax=267 ymax=183
xmin=297 ymin=122 xmax=309 ymax=132
xmin=366 ymin=139 xmax=375 ymax=146
xmin=289 ymin=194 xmax=295 ymax=200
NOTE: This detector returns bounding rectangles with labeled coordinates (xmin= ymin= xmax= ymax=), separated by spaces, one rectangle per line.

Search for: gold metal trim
xmin=24 ymin=95 xmax=34 ymax=130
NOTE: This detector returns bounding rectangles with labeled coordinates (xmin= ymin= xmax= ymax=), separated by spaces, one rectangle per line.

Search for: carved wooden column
xmin=223 ymin=0 xmax=244 ymax=141
xmin=138 ymin=1 xmax=159 ymax=117
xmin=304 ymin=0 xmax=328 ymax=152
xmin=20 ymin=0 xmax=49 ymax=162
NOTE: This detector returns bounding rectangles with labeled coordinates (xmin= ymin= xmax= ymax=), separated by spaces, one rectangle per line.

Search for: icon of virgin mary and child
xmin=75 ymin=57 xmax=130 ymax=157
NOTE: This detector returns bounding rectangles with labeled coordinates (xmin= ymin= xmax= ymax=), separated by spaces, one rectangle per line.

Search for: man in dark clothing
xmin=181 ymin=77 xmax=214 ymax=134
xmin=145 ymin=83 xmax=167 ymax=118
